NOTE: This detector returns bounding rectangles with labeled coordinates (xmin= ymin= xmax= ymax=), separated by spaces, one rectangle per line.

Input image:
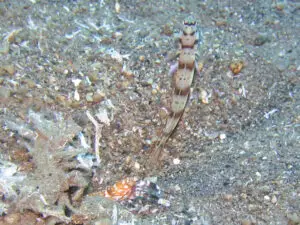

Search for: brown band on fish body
xmin=178 ymin=61 xmax=194 ymax=70
xmin=174 ymin=86 xmax=190 ymax=96
xmin=180 ymin=35 xmax=196 ymax=48
xmin=169 ymin=108 xmax=185 ymax=118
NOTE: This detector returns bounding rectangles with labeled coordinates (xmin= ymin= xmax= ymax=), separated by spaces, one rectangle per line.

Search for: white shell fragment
xmin=200 ymin=89 xmax=210 ymax=104
xmin=115 ymin=1 xmax=120 ymax=13
xmin=72 ymin=79 xmax=82 ymax=101
xmin=173 ymin=158 xmax=181 ymax=165
xmin=219 ymin=133 xmax=226 ymax=140
xmin=72 ymin=78 xmax=82 ymax=87
xmin=264 ymin=109 xmax=279 ymax=119
xmin=78 ymin=132 xmax=90 ymax=149
xmin=96 ymin=108 xmax=110 ymax=125
xmin=74 ymin=89 xmax=80 ymax=101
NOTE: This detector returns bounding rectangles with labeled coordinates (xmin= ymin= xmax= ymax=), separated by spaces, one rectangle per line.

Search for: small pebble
xmin=241 ymin=219 xmax=253 ymax=225
xmin=255 ymin=171 xmax=262 ymax=180
xmin=70 ymin=101 xmax=81 ymax=108
xmin=2 ymin=64 xmax=15 ymax=75
xmin=55 ymin=95 xmax=67 ymax=106
xmin=115 ymin=1 xmax=120 ymax=13
xmin=88 ymin=73 xmax=99 ymax=82
xmin=139 ymin=55 xmax=145 ymax=62
xmin=223 ymin=194 xmax=233 ymax=202
xmin=151 ymin=89 xmax=158 ymax=95
xmin=121 ymin=80 xmax=130 ymax=88
xmin=158 ymin=107 xmax=169 ymax=119
xmin=74 ymin=89 xmax=80 ymax=101
xmin=112 ymin=31 xmax=123 ymax=40
xmin=219 ymin=133 xmax=226 ymax=140
xmin=275 ymin=3 xmax=285 ymax=11
xmin=240 ymin=193 xmax=247 ymax=199
xmin=134 ymin=162 xmax=140 ymax=170
xmin=271 ymin=195 xmax=277 ymax=204
xmin=200 ymin=89 xmax=209 ymax=104
xmin=254 ymin=34 xmax=270 ymax=46
xmin=264 ymin=195 xmax=270 ymax=201
xmin=146 ymin=78 xmax=153 ymax=85
xmin=174 ymin=184 xmax=181 ymax=192
xmin=173 ymin=158 xmax=181 ymax=165
xmin=93 ymin=92 xmax=105 ymax=103
xmin=72 ymin=78 xmax=82 ymax=87
xmin=48 ymin=76 xmax=56 ymax=84
xmin=122 ymin=70 xmax=134 ymax=79
xmin=86 ymin=92 xmax=93 ymax=102
xmin=229 ymin=61 xmax=244 ymax=75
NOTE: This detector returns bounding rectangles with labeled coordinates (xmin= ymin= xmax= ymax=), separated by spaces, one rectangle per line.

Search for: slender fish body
xmin=150 ymin=17 xmax=199 ymax=162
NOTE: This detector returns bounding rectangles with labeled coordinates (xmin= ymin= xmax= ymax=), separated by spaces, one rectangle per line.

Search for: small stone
xmin=112 ymin=32 xmax=123 ymax=40
xmin=158 ymin=107 xmax=169 ymax=119
xmin=223 ymin=194 xmax=233 ymax=201
xmin=240 ymin=193 xmax=247 ymax=199
xmin=93 ymin=92 xmax=105 ymax=103
xmin=70 ymin=101 xmax=81 ymax=108
xmin=88 ymin=73 xmax=99 ymax=82
xmin=151 ymin=89 xmax=158 ymax=95
xmin=115 ymin=1 xmax=120 ymax=13
xmin=55 ymin=94 xmax=66 ymax=105
xmin=1 ymin=64 xmax=15 ymax=76
xmin=254 ymin=34 xmax=270 ymax=46
xmin=174 ymin=184 xmax=181 ymax=192
xmin=197 ymin=61 xmax=204 ymax=72
xmin=146 ymin=78 xmax=153 ymax=85
xmin=219 ymin=133 xmax=226 ymax=140
xmin=200 ymin=89 xmax=209 ymax=104
xmin=264 ymin=195 xmax=270 ymax=201
xmin=74 ymin=89 xmax=80 ymax=101
xmin=86 ymin=92 xmax=93 ymax=102
xmin=255 ymin=171 xmax=262 ymax=180
xmin=275 ymin=3 xmax=285 ymax=11
xmin=48 ymin=76 xmax=56 ymax=84
xmin=214 ymin=19 xmax=227 ymax=26
xmin=162 ymin=23 xmax=173 ymax=36
xmin=134 ymin=162 xmax=140 ymax=170
xmin=271 ymin=195 xmax=277 ymax=204
xmin=173 ymin=158 xmax=181 ymax=165
xmin=121 ymin=80 xmax=130 ymax=88
xmin=72 ymin=78 xmax=82 ymax=87
xmin=241 ymin=219 xmax=252 ymax=225
xmin=139 ymin=55 xmax=145 ymax=62
xmin=229 ymin=61 xmax=244 ymax=75
xmin=122 ymin=70 xmax=134 ymax=79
